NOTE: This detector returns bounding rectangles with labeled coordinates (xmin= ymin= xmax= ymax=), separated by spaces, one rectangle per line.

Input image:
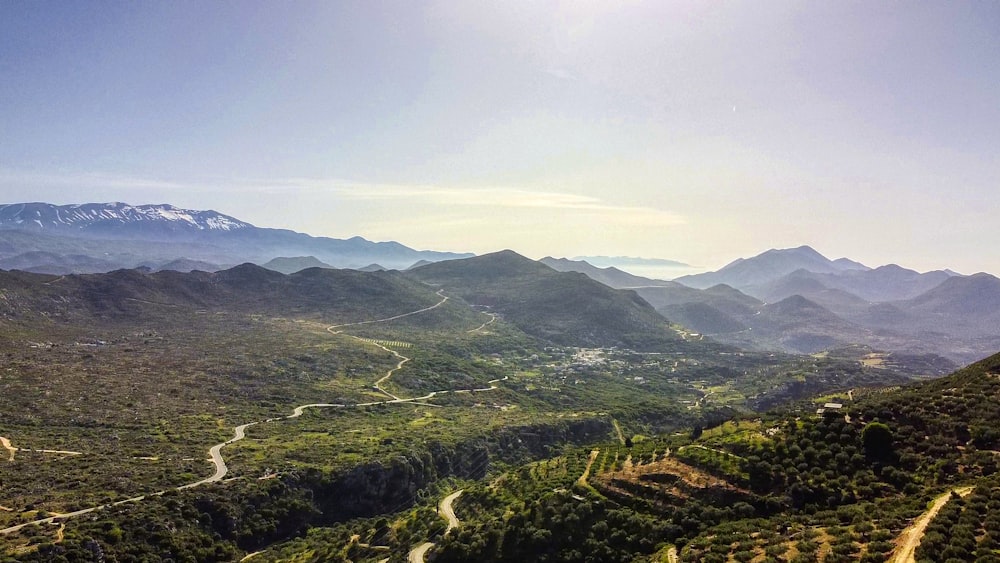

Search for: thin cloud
xmin=0 ymin=170 xmax=685 ymax=227
xmin=327 ymin=183 xmax=686 ymax=225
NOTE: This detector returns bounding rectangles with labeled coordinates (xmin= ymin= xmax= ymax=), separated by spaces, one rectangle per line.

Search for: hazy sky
xmin=2 ymin=2 xmax=999 ymax=274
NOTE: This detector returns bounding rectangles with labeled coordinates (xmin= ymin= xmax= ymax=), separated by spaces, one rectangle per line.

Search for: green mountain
xmin=426 ymin=352 xmax=1000 ymax=563
xmin=408 ymin=250 xmax=684 ymax=349
xmin=0 ymin=263 xmax=466 ymax=325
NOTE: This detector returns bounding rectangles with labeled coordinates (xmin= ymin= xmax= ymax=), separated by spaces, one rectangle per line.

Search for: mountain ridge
xmin=0 ymin=201 xmax=473 ymax=271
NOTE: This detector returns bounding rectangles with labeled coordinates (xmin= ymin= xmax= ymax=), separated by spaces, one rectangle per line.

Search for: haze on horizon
xmin=1 ymin=2 xmax=998 ymax=275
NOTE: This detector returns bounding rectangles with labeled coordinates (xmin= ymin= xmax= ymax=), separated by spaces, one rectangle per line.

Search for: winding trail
xmin=408 ymin=542 xmax=434 ymax=563
xmin=326 ymin=291 xmax=449 ymax=333
xmin=890 ymin=486 xmax=974 ymax=563
xmin=347 ymin=336 xmax=407 ymax=401
xmin=408 ymin=490 xmax=465 ymax=563
xmin=467 ymin=312 xmax=497 ymax=334
xmin=177 ymin=422 xmax=257 ymax=490
xmin=1 ymin=292 xmax=504 ymax=539
xmin=327 ymin=291 xmax=448 ymax=400
xmin=440 ymin=490 xmax=463 ymax=534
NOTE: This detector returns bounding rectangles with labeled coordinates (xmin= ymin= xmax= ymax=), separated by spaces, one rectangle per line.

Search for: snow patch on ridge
xmin=0 ymin=203 xmax=254 ymax=232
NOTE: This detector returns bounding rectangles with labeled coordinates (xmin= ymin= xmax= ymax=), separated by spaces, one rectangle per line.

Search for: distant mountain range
xmin=0 ymin=201 xmax=250 ymax=238
xmin=0 ymin=202 xmax=472 ymax=272
xmin=0 ymin=202 xmax=996 ymax=364
xmin=623 ymin=246 xmax=993 ymax=364
xmin=544 ymin=244 xmax=998 ymax=364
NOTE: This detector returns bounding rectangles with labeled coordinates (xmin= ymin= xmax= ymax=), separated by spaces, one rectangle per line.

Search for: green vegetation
xmin=4 ymin=257 xmax=999 ymax=562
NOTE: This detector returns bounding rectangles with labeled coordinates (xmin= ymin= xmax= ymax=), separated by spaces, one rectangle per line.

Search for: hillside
xmin=757 ymin=270 xmax=872 ymax=317
xmin=420 ymin=352 xmax=1000 ymax=563
xmin=408 ymin=250 xmax=685 ymax=349
xmin=654 ymin=246 xmax=999 ymax=363
xmin=759 ymin=264 xmax=955 ymax=304
xmin=635 ymin=283 xmax=763 ymax=318
xmin=0 ymin=254 xmax=949 ymax=563
xmin=0 ymin=263 xmax=472 ymax=328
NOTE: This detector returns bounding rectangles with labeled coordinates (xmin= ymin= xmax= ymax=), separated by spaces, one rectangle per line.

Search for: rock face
xmin=313 ymin=418 xmax=614 ymax=521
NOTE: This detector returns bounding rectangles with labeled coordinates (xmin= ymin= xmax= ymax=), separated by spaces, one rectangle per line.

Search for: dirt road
xmin=440 ymin=490 xmax=463 ymax=534
xmin=890 ymin=486 xmax=973 ymax=563
xmin=0 ymin=294 xmax=505 ymax=542
xmin=0 ymin=437 xmax=15 ymax=461
xmin=578 ymin=450 xmax=600 ymax=486
xmin=408 ymin=542 xmax=434 ymax=563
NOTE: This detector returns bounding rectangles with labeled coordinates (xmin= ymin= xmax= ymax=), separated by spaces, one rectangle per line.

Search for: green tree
xmin=861 ymin=422 xmax=893 ymax=460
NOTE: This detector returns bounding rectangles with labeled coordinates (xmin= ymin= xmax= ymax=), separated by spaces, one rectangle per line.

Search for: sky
xmin=2 ymin=1 xmax=999 ymax=274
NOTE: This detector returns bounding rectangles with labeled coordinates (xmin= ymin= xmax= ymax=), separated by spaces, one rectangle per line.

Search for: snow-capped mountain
xmin=0 ymin=202 xmax=472 ymax=272
xmin=0 ymin=202 xmax=251 ymax=236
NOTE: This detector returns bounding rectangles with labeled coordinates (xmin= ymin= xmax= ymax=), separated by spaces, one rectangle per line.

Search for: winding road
xmin=326 ymin=291 xmax=449 ymax=333
xmin=440 ymin=490 xmax=463 ymax=534
xmin=407 ymin=489 xmax=465 ymax=563
xmin=467 ymin=311 xmax=497 ymax=334
xmin=1 ymin=292 xmax=502 ymax=541
xmin=328 ymin=291 xmax=448 ymax=400
xmin=408 ymin=542 xmax=434 ymax=563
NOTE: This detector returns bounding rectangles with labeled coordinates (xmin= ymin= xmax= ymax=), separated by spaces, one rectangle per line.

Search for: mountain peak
xmin=0 ymin=202 xmax=253 ymax=234
xmin=676 ymin=245 xmax=847 ymax=290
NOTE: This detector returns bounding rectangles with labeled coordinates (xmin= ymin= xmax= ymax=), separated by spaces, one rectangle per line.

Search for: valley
xmin=4 ymin=0 xmax=998 ymax=558
xmin=0 ymin=250 xmax=996 ymax=563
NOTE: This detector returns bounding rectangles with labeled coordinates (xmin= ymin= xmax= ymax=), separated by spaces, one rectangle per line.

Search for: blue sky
xmin=2 ymin=1 xmax=999 ymax=273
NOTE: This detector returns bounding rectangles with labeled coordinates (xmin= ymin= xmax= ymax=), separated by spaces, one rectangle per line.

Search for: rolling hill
xmin=0 ymin=263 xmax=473 ymax=327
xmin=407 ymin=250 xmax=686 ymax=349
